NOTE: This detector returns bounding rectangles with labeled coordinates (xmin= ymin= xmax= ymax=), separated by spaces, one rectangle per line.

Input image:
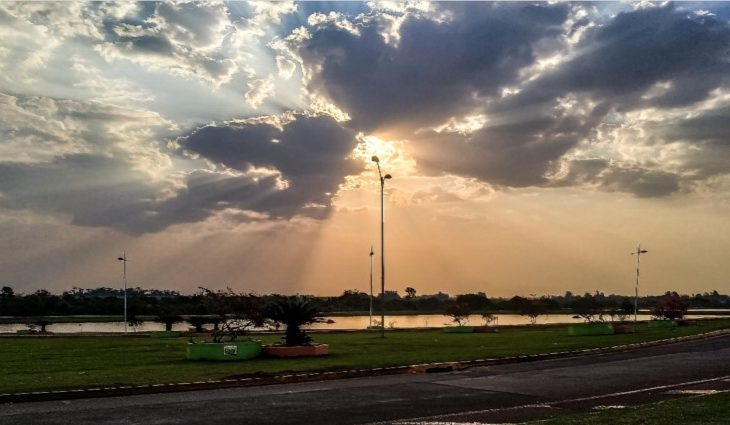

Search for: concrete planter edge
xmin=264 ymin=343 xmax=330 ymax=357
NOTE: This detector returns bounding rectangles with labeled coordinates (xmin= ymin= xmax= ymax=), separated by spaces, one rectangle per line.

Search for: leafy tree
xmin=456 ymin=293 xmax=490 ymax=310
xmin=516 ymin=297 xmax=549 ymax=325
xmin=0 ymin=286 xmax=16 ymax=315
xmin=608 ymin=298 xmax=635 ymax=322
xmin=570 ymin=293 xmax=606 ymax=322
xmin=154 ymin=313 xmax=183 ymax=331
xmin=210 ymin=290 xmax=267 ymax=343
xmin=187 ymin=316 xmax=209 ymax=332
xmin=404 ymin=287 xmax=417 ymax=299
xmin=443 ymin=301 xmax=471 ymax=326
xmin=652 ymin=292 xmax=690 ymax=320
xmin=127 ymin=314 xmax=143 ymax=331
xmin=481 ymin=312 xmax=497 ymax=326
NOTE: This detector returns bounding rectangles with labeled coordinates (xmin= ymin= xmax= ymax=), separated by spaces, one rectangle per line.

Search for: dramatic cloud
xmin=179 ymin=113 xmax=362 ymax=216
xmin=0 ymin=109 xmax=360 ymax=234
xmin=3 ymin=2 xmax=730 ymax=296
xmin=288 ymin=2 xmax=730 ymax=197
xmin=296 ymin=2 xmax=570 ymax=133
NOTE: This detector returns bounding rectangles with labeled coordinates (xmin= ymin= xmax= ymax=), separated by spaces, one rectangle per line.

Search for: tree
xmin=516 ymin=297 xmax=549 ymax=325
xmin=187 ymin=316 xmax=209 ymax=332
xmin=127 ymin=314 xmax=143 ymax=331
xmin=443 ymin=302 xmax=471 ymax=326
xmin=267 ymin=297 xmax=324 ymax=346
xmin=33 ymin=319 xmax=52 ymax=333
xmin=404 ymin=287 xmax=417 ymax=299
xmin=1 ymin=286 xmax=13 ymax=298
xmin=652 ymin=292 xmax=690 ymax=320
xmin=0 ymin=286 xmax=15 ymax=316
xmin=570 ymin=293 xmax=606 ymax=322
xmin=481 ymin=312 xmax=497 ymax=327
xmin=608 ymin=298 xmax=635 ymax=322
xmin=154 ymin=313 xmax=183 ymax=331
xmin=200 ymin=288 xmax=267 ymax=342
xmin=455 ymin=293 xmax=490 ymax=310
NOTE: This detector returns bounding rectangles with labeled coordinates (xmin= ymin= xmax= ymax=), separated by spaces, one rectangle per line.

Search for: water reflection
xmin=1 ymin=313 xmax=724 ymax=334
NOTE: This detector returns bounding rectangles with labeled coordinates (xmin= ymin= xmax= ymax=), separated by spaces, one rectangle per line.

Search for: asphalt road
xmin=2 ymin=334 xmax=730 ymax=425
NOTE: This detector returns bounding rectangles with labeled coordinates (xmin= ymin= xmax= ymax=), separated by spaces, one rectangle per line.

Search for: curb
xmin=2 ymin=328 xmax=729 ymax=404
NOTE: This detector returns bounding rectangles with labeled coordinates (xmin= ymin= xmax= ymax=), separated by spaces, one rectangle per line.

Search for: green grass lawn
xmin=1 ymin=320 xmax=728 ymax=394
xmin=527 ymin=391 xmax=730 ymax=424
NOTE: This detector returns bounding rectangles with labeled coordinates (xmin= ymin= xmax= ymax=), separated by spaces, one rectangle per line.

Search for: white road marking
xmin=665 ymin=389 xmax=727 ymax=395
xmin=367 ymin=374 xmax=730 ymax=425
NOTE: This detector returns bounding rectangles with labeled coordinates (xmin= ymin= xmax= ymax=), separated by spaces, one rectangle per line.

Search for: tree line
xmin=1 ymin=285 xmax=728 ymax=318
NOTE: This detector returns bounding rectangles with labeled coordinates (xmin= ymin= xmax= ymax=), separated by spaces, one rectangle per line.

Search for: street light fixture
xmin=117 ymin=251 xmax=128 ymax=334
xmin=631 ymin=245 xmax=648 ymax=324
xmin=369 ymin=246 xmax=374 ymax=328
xmin=372 ymin=155 xmax=391 ymax=338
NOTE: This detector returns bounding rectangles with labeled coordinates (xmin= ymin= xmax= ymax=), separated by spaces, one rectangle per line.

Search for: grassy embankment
xmin=1 ymin=319 xmax=728 ymax=394
xmin=526 ymin=391 xmax=730 ymax=424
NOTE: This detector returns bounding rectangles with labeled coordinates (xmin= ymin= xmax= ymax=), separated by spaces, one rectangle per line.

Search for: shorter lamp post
xmin=369 ymin=246 xmax=374 ymax=328
xmin=631 ymin=245 xmax=648 ymax=324
xmin=117 ymin=251 xmax=128 ymax=334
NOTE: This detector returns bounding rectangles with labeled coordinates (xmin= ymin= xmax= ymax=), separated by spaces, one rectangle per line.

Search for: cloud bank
xmin=2 ymin=1 xmax=730 ymax=237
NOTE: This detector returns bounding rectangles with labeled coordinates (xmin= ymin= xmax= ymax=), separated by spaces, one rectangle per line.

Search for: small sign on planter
xmin=224 ymin=345 xmax=238 ymax=356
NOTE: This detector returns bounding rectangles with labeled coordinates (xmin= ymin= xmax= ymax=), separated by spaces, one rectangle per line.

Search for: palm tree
xmin=267 ymin=297 xmax=324 ymax=346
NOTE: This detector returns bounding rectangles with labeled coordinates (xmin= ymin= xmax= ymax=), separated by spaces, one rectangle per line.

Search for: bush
xmin=267 ymin=296 xmax=324 ymax=346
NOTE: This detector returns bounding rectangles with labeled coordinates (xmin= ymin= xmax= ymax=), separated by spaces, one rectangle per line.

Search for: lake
xmin=1 ymin=312 xmax=726 ymax=334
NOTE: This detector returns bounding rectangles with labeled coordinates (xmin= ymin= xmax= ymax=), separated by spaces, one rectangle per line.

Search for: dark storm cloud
xmin=658 ymin=106 xmax=730 ymax=145
xmin=507 ymin=4 xmax=730 ymax=112
xmin=299 ymin=2 xmax=570 ymax=132
xmin=650 ymin=106 xmax=730 ymax=178
xmin=180 ymin=114 xmax=362 ymax=215
xmin=0 ymin=155 xmax=161 ymax=231
xmin=294 ymin=3 xmax=730 ymax=197
xmin=413 ymin=111 xmax=587 ymax=188
xmin=182 ymin=115 xmax=359 ymax=177
xmin=0 ymin=111 xmax=361 ymax=234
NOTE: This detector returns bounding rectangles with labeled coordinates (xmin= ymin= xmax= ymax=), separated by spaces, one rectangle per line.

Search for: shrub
xmin=267 ymin=297 xmax=324 ymax=346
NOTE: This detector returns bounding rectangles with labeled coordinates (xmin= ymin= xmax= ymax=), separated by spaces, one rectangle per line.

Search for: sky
xmin=1 ymin=1 xmax=730 ymax=297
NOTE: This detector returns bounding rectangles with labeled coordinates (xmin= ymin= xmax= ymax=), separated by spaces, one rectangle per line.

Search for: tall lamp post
xmin=117 ymin=251 xmax=128 ymax=334
xmin=631 ymin=245 xmax=648 ymax=324
xmin=372 ymin=155 xmax=391 ymax=338
xmin=369 ymin=246 xmax=374 ymax=328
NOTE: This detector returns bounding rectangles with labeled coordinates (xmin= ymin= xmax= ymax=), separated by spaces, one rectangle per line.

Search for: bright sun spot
xmin=353 ymin=134 xmax=417 ymax=175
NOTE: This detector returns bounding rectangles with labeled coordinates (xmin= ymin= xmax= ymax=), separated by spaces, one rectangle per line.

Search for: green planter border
xmin=186 ymin=340 xmax=263 ymax=361
xmin=648 ymin=320 xmax=678 ymax=329
xmin=568 ymin=322 xmax=614 ymax=336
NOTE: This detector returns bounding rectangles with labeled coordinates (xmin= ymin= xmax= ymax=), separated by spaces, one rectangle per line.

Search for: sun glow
xmin=352 ymin=134 xmax=416 ymax=175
